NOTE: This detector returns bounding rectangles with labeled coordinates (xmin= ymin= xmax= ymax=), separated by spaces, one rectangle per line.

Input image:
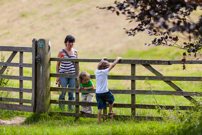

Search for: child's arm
xmin=109 ymin=57 xmax=122 ymax=71
xmin=83 ymin=84 xmax=94 ymax=90
xmin=78 ymin=85 xmax=81 ymax=90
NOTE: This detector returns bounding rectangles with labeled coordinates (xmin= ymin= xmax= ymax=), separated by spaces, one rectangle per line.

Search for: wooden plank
xmin=142 ymin=64 xmax=198 ymax=103
xmin=0 ymin=46 xmax=32 ymax=52
xmin=50 ymin=73 xmax=77 ymax=78
xmin=50 ymin=112 xmax=163 ymax=120
xmin=51 ymin=58 xmax=202 ymax=65
xmin=170 ymin=60 xmax=202 ymax=64
xmin=131 ymin=64 xmax=136 ymax=116
xmin=32 ymin=38 xmax=37 ymax=112
xmin=103 ymin=107 xmax=107 ymax=121
xmin=0 ymin=103 xmax=33 ymax=112
xmin=50 ymin=100 xmax=194 ymax=110
xmin=50 ymin=58 xmax=171 ymax=65
xmin=51 ymin=74 xmax=202 ymax=81
xmin=0 ymin=62 xmax=32 ymax=67
xmin=89 ymin=75 xmax=202 ymax=81
xmin=19 ymin=51 xmax=23 ymax=105
xmin=0 ymin=87 xmax=32 ymax=93
xmin=0 ymin=51 xmax=17 ymax=75
xmin=0 ymin=97 xmax=32 ymax=103
xmin=0 ymin=75 xmax=32 ymax=80
xmin=109 ymin=90 xmax=202 ymax=96
xmin=50 ymin=87 xmax=202 ymax=96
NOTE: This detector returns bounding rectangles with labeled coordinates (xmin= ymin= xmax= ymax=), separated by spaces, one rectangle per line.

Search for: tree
xmin=98 ymin=0 xmax=202 ymax=57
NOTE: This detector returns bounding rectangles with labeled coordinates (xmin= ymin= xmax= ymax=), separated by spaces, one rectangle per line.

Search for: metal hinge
xmin=35 ymin=54 xmax=41 ymax=63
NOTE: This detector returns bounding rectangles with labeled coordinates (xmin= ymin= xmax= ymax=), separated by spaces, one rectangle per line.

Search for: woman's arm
xmin=56 ymin=50 xmax=62 ymax=83
xmin=76 ymin=51 xmax=80 ymax=73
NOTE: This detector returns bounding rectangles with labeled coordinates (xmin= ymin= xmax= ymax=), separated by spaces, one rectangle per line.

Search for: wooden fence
xmin=49 ymin=58 xmax=202 ymax=120
xmin=0 ymin=39 xmax=37 ymax=112
xmin=0 ymin=39 xmax=202 ymax=121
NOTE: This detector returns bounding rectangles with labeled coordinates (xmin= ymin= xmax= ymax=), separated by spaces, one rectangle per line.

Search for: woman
xmin=56 ymin=35 xmax=79 ymax=111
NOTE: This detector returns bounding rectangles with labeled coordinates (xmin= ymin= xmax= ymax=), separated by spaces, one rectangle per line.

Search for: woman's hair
xmin=64 ymin=35 xmax=75 ymax=44
xmin=98 ymin=60 xmax=110 ymax=70
xmin=78 ymin=71 xmax=90 ymax=84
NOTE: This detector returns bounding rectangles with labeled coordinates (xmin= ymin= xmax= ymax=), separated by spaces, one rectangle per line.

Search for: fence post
xmin=131 ymin=64 xmax=136 ymax=118
xmin=32 ymin=38 xmax=37 ymax=112
xmin=75 ymin=62 xmax=79 ymax=120
xmin=103 ymin=107 xmax=107 ymax=121
xmin=19 ymin=51 xmax=23 ymax=105
xmin=35 ymin=39 xmax=51 ymax=113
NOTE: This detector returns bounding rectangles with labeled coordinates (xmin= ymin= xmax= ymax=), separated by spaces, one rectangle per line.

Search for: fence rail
xmin=50 ymin=87 xmax=202 ymax=96
xmin=0 ymin=46 xmax=32 ymax=52
xmin=50 ymin=58 xmax=202 ymax=64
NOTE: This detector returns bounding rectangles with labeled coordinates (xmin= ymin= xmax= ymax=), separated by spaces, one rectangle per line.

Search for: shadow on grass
xmin=23 ymin=112 xmax=76 ymax=125
xmin=23 ymin=113 xmax=51 ymax=124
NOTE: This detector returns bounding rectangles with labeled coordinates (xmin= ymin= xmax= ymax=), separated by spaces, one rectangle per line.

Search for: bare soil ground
xmin=0 ymin=117 xmax=26 ymax=126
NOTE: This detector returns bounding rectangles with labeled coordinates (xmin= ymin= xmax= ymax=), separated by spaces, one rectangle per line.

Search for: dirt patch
xmin=0 ymin=117 xmax=26 ymax=126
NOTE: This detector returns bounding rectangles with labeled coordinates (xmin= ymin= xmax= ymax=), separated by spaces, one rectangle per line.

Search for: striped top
xmin=59 ymin=49 xmax=77 ymax=74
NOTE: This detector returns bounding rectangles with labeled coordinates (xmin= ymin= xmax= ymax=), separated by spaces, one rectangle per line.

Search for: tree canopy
xmin=98 ymin=0 xmax=202 ymax=57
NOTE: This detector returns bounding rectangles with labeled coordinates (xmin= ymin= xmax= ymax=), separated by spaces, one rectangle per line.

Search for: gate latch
xmin=35 ymin=54 xmax=41 ymax=63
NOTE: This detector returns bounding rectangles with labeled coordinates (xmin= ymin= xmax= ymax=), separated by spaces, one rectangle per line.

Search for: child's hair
xmin=78 ymin=71 xmax=90 ymax=84
xmin=98 ymin=60 xmax=110 ymax=70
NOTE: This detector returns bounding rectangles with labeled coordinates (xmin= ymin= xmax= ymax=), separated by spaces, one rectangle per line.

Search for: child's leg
xmin=98 ymin=109 xmax=102 ymax=124
xmin=109 ymin=103 xmax=114 ymax=113
xmin=105 ymin=90 xmax=115 ymax=115
xmin=81 ymin=95 xmax=87 ymax=113
xmin=96 ymin=93 xmax=106 ymax=123
xmin=86 ymin=93 xmax=94 ymax=113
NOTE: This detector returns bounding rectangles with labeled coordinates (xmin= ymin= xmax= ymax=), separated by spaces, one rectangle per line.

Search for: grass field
xmin=0 ymin=0 xmax=202 ymax=135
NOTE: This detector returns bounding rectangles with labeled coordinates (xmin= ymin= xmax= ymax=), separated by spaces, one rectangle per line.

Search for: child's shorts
xmin=96 ymin=90 xmax=115 ymax=110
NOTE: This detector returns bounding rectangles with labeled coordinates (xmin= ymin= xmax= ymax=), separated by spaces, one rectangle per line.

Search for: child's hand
xmin=102 ymin=57 xmax=108 ymax=61
xmin=117 ymin=57 xmax=122 ymax=61
xmin=78 ymin=86 xmax=81 ymax=90
xmin=84 ymin=87 xmax=87 ymax=90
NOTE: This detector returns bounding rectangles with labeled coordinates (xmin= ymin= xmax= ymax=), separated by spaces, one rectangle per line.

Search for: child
xmin=95 ymin=57 xmax=122 ymax=124
xmin=78 ymin=71 xmax=94 ymax=114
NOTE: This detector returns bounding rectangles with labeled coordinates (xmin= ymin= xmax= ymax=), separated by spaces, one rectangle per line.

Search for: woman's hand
xmin=78 ymin=86 xmax=81 ymax=90
xmin=56 ymin=77 xmax=60 ymax=84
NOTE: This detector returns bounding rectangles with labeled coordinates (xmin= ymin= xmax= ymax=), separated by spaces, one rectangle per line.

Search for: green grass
xmin=0 ymin=110 xmax=201 ymax=135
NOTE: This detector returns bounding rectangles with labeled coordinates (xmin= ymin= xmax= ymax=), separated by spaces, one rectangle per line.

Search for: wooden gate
xmin=0 ymin=39 xmax=37 ymax=112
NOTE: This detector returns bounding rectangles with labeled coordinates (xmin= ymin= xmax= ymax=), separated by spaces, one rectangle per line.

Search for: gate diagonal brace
xmin=142 ymin=64 xmax=198 ymax=104
xmin=0 ymin=51 xmax=17 ymax=75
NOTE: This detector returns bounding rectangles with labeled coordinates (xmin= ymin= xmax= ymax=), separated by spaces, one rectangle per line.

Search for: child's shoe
xmin=108 ymin=111 xmax=116 ymax=115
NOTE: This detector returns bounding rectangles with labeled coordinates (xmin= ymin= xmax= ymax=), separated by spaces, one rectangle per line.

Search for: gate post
xmin=35 ymin=39 xmax=51 ymax=113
